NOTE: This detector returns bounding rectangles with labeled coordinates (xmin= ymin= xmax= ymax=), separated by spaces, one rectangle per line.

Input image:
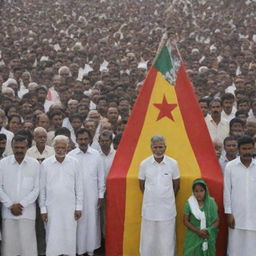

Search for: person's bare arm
xmin=173 ymin=178 xmax=180 ymax=196
xmin=139 ymin=179 xmax=145 ymax=193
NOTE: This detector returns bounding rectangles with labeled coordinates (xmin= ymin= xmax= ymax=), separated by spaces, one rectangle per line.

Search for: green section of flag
xmin=153 ymin=46 xmax=173 ymax=76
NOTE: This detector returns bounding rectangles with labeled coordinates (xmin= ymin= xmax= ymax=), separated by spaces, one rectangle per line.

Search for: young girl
xmin=183 ymin=179 xmax=219 ymax=256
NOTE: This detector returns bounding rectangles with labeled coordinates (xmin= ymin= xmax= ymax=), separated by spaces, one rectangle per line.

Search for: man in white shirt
xmin=68 ymin=128 xmax=105 ymax=256
xmin=205 ymin=98 xmax=229 ymax=145
xmin=40 ymin=135 xmax=83 ymax=256
xmin=0 ymin=135 xmax=40 ymax=256
xmin=138 ymin=135 xmax=180 ymax=256
xmin=221 ymin=93 xmax=236 ymax=122
xmin=224 ymin=136 xmax=256 ymax=256
xmin=98 ymin=131 xmax=116 ymax=178
xmin=98 ymin=131 xmax=116 ymax=238
xmin=26 ymin=127 xmax=55 ymax=163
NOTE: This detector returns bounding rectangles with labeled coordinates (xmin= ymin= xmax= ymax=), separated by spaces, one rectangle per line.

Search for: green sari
xmin=183 ymin=179 xmax=219 ymax=256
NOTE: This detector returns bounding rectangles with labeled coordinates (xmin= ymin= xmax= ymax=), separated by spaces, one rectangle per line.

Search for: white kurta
xmin=68 ymin=147 xmax=105 ymax=254
xmin=224 ymin=157 xmax=256 ymax=255
xmin=138 ymin=155 xmax=180 ymax=256
xmin=40 ymin=155 xmax=83 ymax=256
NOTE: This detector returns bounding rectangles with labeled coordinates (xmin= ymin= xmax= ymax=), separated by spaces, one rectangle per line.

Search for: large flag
xmin=106 ymin=41 xmax=227 ymax=256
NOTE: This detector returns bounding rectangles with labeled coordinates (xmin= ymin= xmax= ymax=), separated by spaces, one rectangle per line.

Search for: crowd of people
xmin=0 ymin=0 xmax=256 ymax=255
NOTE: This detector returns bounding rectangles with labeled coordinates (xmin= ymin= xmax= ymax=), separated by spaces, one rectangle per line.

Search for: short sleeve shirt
xmin=138 ymin=155 xmax=180 ymax=221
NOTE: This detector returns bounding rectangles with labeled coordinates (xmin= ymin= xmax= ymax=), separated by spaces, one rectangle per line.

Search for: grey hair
xmin=34 ymin=127 xmax=47 ymax=135
xmin=151 ymin=135 xmax=166 ymax=145
xmin=53 ymin=135 xmax=69 ymax=146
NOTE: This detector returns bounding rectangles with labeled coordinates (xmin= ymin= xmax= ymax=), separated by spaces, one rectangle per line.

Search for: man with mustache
xmin=0 ymin=135 xmax=40 ymax=256
xmin=224 ymin=136 xmax=256 ymax=256
xmin=205 ymin=98 xmax=229 ymax=145
xmin=68 ymin=128 xmax=105 ymax=256
xmin=138 ymin=135 xmax=180 ymax=256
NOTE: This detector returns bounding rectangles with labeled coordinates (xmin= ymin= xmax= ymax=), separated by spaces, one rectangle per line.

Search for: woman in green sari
xmin=183 ymin=179 xmax=219 ymax=256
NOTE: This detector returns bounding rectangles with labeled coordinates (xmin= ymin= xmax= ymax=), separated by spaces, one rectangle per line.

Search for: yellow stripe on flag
xmin=123 ymin=72 xmax=202 ymax=255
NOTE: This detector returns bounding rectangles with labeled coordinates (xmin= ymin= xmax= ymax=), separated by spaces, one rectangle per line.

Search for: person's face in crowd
xmin=99 ymin=135 xmax=112 ymax=151
xmin=21 ymin=103 xmax=33 ymax=115
xmin=222 ymin=99 xmax=234 ymax=114
xmin=193 ymin=184 xmax=206 ymax=203
xmin=14 ymin=69 xmax=22 ymax=81
xmin=237 ymin=102 xmax=250 ymax=113
xmin=37 ymin=89 xmax=47 ymax=103
xmin=151 ymin=140 xmax=166 ymax=159
xmin=228 ymin=63 xmax=237 ymax=76
xmin=52 ymin=75 xmax=61 ymax=91
xmin=6 ymin=106 xmax=18 ymax=117
xmin=96 ymin=99 xmax=108 ymax=116
xmin=246 ymin=121 xmax=256 ymax=137
xmin=21 ymin=73 xmax=30 ymax=86
xmin=88 ymin=111 xmax=100 ymax=124
xmin=12 ymin=140 xmax=28 ymax=163
xmin=236 ymin=113 xmax=248 ymax=123
xmin=210 ymin=101 xmax=222 ymax=117
xmin=51 ymin=114 xmax=63 ymax=129
xmin=23 ymin=121 xmax=34 ymax=132
xmin=214 ymin=142 xmax=222 ymax=159
xmin=0 ymin=139 xmax=7 ymax=156
xmin=76 ymin=132 xmax=90 ymax=152
xmin=107 ymin=107 xmax=119 ymax=123
xmin=70 ymin=118 xmax=82 ymax=131
xmin=82 ymin=79 xmax=91 ymax=91
xmin=68 ymin=100 xmax=79 ymax=113
xmin=199 ymin=102 xmax=208 ymax=117
xmin=37 ymin=114 xmax=49 ymax=130
xmin=235 ymin=78 xmax=245 ymax=90
xmin=83 ymin=121 xmax=96 ymax=137
xmin=224 ymin=140 xmax=237 ymax=157
xmin=54 ymin=140 xmax=68 ymax=158
xmin=28 ymin=95 xmax=38 ymax=107
xmin=230 ymin=123 xmax=244 ymax=137
xmin=8 ymin=116 xmax=21 ymax=134
xmin=34 ymin=130 xmax=47 ymax=148
xmin=77 ymin=105 xmax=89 ymax=119
xmin=59 ymin=89 xmax=70 ymax=104
xmin=239 ymin=143 xmax=254 ymax=162
xmin=100 ymin=122 xmax=113 ymax=133
xmin=118 ymin=99 xmax=130 ymax=117
xmin=59 ymin=69 xmax=70 ymax=79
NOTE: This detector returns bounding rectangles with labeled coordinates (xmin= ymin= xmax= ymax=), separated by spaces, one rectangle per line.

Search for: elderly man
xmin=40 ymin=135 xmax=83 ymax=256
xmin=26 ymin=127 xmax=54 ymax=163
xmin=138 ymin=135 xmax=180 ymax=256
xmin=224 ymin=136 xmax=256 ymax=256
xmin=0 ymin=135 xmax=40 ymax=256
xmin=68 ymin=128 xmax=105 ymax=256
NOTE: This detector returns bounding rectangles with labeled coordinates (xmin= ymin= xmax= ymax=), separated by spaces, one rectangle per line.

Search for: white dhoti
xmin=139 ymin=218 xmax=176 ymax=256
xmin=2 ymin=219 xmax=37 ymax=256
xmin=227 ymin=228 xmax=256 ymax=256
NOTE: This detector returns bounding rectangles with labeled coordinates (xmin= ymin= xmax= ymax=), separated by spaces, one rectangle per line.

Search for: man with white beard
xmin=40 ymin=135 xmax=83 ymax=256
xmin=68 ymin=128 xmax=105 ymax=256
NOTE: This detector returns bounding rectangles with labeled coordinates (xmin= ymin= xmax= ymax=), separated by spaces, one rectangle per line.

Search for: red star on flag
xmin=153 ymin=95 xmax=177 ymax=121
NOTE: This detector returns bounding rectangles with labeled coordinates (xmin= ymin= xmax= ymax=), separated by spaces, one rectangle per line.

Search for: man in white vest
xmin=68 ymin=128 xmax=105 ymax=256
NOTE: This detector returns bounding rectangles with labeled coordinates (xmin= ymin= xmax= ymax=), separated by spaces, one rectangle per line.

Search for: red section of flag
xmin=106 ymin=67 xmax=158 ymax=256
xmin=175 ymin=64 xmax=227 ymax=254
